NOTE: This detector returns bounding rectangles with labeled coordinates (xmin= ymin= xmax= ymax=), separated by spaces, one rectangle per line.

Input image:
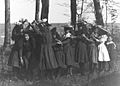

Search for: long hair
xmin=12 ymin=24 xmax=23 ymax=41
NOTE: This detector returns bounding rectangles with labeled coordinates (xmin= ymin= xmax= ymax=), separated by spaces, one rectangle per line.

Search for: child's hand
xmin=114 ymin=46 xmax=116 ymax=49
xmin=71 ymin=35 xmax=76 ymax=39
xmin=57 ymin=41 xmax=62 ymax=45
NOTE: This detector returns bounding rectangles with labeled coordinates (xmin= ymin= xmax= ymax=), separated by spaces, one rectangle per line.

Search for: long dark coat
xmin=52 ymin=32 xmax=66 ymax=68
xmin=87 ymin=33 xmax=98 ymax=64
xmin=8 ymin=36 xmax=24 ymax=68
xmin=75 ymin=28 xmax=89 ymax=64
xmin=8 ymin=24 xmax=24 ymax=68
xmin=35 ymin=26 xmax=59 ymax=70
xmin=62 ymin=34 xmax=75 ymax=66
xmin=75 ymin=35 xmax=88 ymax=63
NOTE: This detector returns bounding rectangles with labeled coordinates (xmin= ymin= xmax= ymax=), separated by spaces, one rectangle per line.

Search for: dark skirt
xmin=8 ymin=38 xmax=24 ymax=68
xmin=107 ymin=44 xmax=116 ymax=60
xmin=23 ymin=51 xmax=32 ymax=69
xmin=54 ymin=48 xmax=66 ymax=68
xmin=39 ymin=44 xmax=58 ymax=70
xmin=63 ymin=44 xmax=76 ymax=66
xmin=8 ymin=47 xmax=21 ymax=68
xmin=75 ymin=41 xmax=88 ymax=63
xmin=88 ymin=44 xmax=98 ymax=64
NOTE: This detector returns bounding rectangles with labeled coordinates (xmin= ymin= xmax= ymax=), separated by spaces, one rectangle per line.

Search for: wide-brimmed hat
xmin=51 ymin=27 xmax=57 ymax=32
xmin=45 ymin=23 xmax=52 ymax=26
xmin=97 ymin=25 xmax=111 ymax=35
xmin=64 ymin=26 xmax=73 ymax=32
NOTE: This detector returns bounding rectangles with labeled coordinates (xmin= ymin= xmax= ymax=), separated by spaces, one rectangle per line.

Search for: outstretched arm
xmin=82 ymin=34 xmax=93 ymax=42
xmin=62 ymin=38 xmax=71 ymax=44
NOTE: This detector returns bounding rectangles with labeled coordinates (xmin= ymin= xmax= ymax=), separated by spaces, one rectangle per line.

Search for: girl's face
xmin=23 ymin=22 xmax=29 ymax=29
xmin=94 ymin=28 xmax=98 ymax=33
xmin=53 ymin=35 xmax=56 ymax=38
xmin=66 ymin=30 xmax=70 ymax=33
xmin=25 ymin=34 xmax=29 ymax=40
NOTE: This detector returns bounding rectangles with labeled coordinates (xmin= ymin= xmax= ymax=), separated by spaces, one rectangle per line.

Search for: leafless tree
xmin=93 ymin=0 xmax=104 ymax=26
xmin=4 ymin=0 xmax=11 ymax=47
xmin=71 ymin=0 xmax=77 ymax=29
xmin=35 ymin=0 xmax=40 ymax=22
xmin=41 ymin=0 xmax=49 ymax=22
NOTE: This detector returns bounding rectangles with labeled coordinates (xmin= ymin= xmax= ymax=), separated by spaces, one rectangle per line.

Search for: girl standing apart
xmin=98 ymin=35 xmax=110 ymax=72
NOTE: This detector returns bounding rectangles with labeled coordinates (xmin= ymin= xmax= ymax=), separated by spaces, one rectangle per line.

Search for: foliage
xmin=57 ymin=0 xmax=120 ymax=24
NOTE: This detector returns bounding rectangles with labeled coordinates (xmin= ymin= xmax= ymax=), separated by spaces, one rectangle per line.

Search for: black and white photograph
xmin=0 ymin=0 xmax=120 ymax=86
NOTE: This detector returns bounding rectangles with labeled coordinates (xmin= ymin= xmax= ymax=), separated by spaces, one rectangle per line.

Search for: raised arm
xmin=31 ymin=24 xmax=43 ymax=35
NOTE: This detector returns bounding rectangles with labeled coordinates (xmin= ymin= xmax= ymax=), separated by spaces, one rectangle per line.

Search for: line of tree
xmin=70 ymin=0 xmax=104 ymax=30
xmin=35 ymin=0 xmax=40 ymax=22
xmin=4 ymin=0 xmax=118 ymax=47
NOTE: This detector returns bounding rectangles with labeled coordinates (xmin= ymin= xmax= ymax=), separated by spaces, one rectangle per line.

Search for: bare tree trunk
xmin=41 ymin=0 xmax=49 ymax=22
xmin=93 ymin=0 xmax=104 ymax=26
xmin=35 ymin=0 xmax=40 ymax=22
xmin=4 ymin=0 xmax=11 ymax=47
xmin=80 ymin=0 xmax=84 ymax=18
xmin=105 ymin=0 xmax=108 ymax=29
xmin=71 ymin=0 xmax=76 ymax=29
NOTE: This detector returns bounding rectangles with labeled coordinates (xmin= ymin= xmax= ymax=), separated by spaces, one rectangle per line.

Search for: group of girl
xmin=7 ymin=19 xmax=116 ymax=80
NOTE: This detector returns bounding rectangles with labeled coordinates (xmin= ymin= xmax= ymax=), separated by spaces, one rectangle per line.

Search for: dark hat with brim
xmin=51 ymin=27 xmax=56 ymax=32
xmin=97 ymin=25 xmax=111 ymax=35
xmin=64 ymin=26 xmax=73 ymax=31
xmin=46 ymin=23 xmax=52 ymax=26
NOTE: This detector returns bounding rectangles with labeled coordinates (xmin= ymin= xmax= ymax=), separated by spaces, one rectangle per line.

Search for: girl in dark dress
xmin=22 ymin=33 xmax=36 ymax=77
xmin=87 ymin=26 xmax=99 ymax=73
xmin=8 ymin=24 xmax=24 ymax=76
xmin=32 ymin=22 xmax=59 ymax=79
xmin=75 ymin=24 xmax=89 ymax=75
xmin=51 ymin=27 xmax=66 ymax=68
xmin=62 ymin=26 xmax=75 ymax=76
xmin=106 ymin=36 xmax=116 ymax=71
xmin=51 ymin=27 xmax=66 ymax=77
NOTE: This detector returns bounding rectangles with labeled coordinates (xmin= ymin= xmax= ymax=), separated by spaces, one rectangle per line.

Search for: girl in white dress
xmin=98 ymin=35 xmax=110 ymax=61
xmin=98 ymin=34 xmax=110 ymax=71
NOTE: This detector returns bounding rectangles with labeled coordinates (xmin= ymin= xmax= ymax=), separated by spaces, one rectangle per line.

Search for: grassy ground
xmin=0 ymin=44 xmax=119 ymax=86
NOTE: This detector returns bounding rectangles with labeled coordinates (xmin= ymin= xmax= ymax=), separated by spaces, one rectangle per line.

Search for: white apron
xmin=98 ymin=35 xmax=110 ymax=61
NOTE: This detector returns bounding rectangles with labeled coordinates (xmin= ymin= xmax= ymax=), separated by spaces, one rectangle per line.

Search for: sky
xmin=0 ymin=0 xmax=70 ymax=23
xmin=0 ymin=0 xmax=120 ymax=23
